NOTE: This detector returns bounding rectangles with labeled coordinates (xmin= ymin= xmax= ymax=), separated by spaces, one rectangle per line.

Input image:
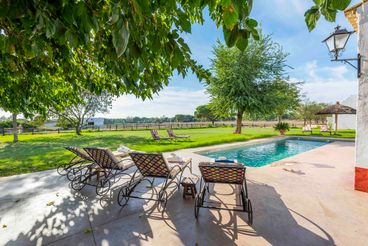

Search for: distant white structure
xmin=86 ymin=118 xmax=105 ymax=126
xmin=327 ymin=95 xmax=357 ymax=130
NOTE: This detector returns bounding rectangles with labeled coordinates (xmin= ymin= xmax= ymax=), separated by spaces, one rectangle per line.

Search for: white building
xmin=86 ymin=118 xmax=105 ymax=127
xmin=327 ymin=95 xmax=357 ymax=130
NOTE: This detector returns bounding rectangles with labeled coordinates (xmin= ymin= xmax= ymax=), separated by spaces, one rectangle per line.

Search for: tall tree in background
xmin=268 ymin=79 xmax=302 ymax=122
xmin=50 ymin=90 xmax=113 ymax=135
xmin=194 ymin=104 xmax=218 ymax=124
xmin=208 ymin=34 xmax=288 ymax=134
xmin=295 ymin=101 xmax=328 ymax=126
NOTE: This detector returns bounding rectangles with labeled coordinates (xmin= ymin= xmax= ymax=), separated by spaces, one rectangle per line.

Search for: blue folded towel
xmin=215 ymin=159 xmax=236 ymax=163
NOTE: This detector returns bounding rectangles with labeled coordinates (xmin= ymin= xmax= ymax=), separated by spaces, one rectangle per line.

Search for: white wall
xmin=86 ymin=118 xmax=105 ymax=126
xmin=330 ymin=95 xmax=357 ymax=130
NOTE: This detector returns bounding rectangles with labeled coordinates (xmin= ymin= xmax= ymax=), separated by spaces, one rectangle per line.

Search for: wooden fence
xmin=0 ymin=120 xmax=305 ymax=136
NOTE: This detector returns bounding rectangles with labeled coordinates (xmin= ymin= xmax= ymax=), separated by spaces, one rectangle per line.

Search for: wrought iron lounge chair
xmin=150 ymin=129 xmax=174 ymax=142
xmin=70 ymin=147 xmax=134 ymax=195
xmin=57 ymin=146 xmax=94 ymax=181
xmin=117 ymin=152 xmax=192 ymax=212
xmin=302 ymin=125 xmax=313 ymax=133
xmin=167 ymin=129 xmax=190 ymax=139
xmin=194 ymin=162 xmax=253 ymax=225
xmin=320 ymin=125 xmax=331 ymax=135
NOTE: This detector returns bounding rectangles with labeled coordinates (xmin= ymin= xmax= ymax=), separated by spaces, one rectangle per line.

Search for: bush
xmin=274 ymin=122 xmax=290 ymax=132
xmin=0 ymin=120 xmax=38 ymax=129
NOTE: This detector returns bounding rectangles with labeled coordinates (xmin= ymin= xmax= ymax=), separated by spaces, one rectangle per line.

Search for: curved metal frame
xmin=71 ymin=149 xmax=133 ymax=196
xmin=194 ymin=164 xmax=253 ymax=225
xmin=118 ymin=159 xmax=192 ymax=213
xmin=57 ymin=147 xmax=94 ymax=179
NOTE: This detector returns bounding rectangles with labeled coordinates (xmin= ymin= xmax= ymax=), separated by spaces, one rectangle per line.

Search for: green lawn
xmin=0 ymin=127 xmax=355 ymax=177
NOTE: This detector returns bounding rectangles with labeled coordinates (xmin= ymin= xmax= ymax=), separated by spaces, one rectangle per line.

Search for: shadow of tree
xmin=2 ymin=174 xmax=336 ymax=245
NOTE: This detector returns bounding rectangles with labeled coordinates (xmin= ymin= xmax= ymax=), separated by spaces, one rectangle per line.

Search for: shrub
xmin=274 ymin=122 xmax=290 ymax=133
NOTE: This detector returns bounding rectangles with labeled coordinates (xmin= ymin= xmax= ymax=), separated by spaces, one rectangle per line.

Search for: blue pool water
xmin=202 ymin=139 xmax=331 ymax=167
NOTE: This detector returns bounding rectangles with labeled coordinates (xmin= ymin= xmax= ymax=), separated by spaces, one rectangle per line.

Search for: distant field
xmin=0 ymin=127 xmax=355 ymax=177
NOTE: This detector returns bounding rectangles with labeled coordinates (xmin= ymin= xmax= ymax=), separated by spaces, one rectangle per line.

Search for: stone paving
xmin=1 ymin=138 xmax=368 ymax=245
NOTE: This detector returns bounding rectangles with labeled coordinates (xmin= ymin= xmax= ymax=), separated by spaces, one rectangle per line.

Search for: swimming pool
xmin=201 ymin=138 xmax=331 ymax=167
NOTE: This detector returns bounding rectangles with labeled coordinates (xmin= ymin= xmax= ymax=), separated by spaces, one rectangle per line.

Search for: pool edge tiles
xmin=199 ymin=138 xmax=332 ymax=168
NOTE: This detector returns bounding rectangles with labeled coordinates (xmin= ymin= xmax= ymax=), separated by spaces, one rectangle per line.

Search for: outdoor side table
xmin=181 ymin=176 xmax=199 ymax=199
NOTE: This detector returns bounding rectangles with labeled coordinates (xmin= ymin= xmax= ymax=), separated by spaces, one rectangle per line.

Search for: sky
xmin=0 ymin=0 xmax=361 ymax=118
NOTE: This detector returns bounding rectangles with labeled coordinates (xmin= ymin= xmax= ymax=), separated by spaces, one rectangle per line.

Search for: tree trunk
xmin=278 ymin=115 xmax=282 ymax=123
xmin=75 ymin=122 xmax=82 ymax=135
xmin=234 ymin=109 xmax=244 ymax=134
xmin=12 ymin=113 xmax=18 ymax=143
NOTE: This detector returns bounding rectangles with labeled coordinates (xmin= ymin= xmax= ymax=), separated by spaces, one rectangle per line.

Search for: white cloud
xmin=293 ymin=60 xmax=358 ymax=103
xmin=96 ymin=87 xmax=210 ymax=118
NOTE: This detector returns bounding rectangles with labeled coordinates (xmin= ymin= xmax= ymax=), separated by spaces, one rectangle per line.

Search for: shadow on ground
xmin=2 ymin=173 xmax=335 ymax=246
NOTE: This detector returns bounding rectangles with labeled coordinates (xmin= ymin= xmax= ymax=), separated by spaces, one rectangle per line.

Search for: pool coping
xmin=173 ymin=135 xmax=354 ymax=169
xmin=192 ymin=135 xmax=354 ymax=155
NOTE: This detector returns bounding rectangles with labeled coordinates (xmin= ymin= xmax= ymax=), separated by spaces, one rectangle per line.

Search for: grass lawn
xmin=0 ymin=127 xmax=355 ymax=177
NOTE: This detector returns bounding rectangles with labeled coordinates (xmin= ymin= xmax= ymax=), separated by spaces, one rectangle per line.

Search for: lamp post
xmin=322 ymin=26 xmax=361 ymax=78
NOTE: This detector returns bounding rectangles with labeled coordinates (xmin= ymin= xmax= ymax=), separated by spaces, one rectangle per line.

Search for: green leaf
xmin=321 ymin=8 xmax=337 ymax=22
xmin=223 ymin=26 xmax=238 ymax=47
xmin=313 ymin=0 xmax=323 ymax=6
xmin=179 ymin=12 xmax=191 ymax=33
xmin=45 ymin=21 xmax=56 ymax=39
xmin=112 ymin=20 xmax=130 ymax=57
xmin=304 ymin=6 xmax=320 ymax=31
xmin=223 ymin=6 xmax=238 ymax=29
xmin=246 ymin=18 xmax=258 ymax=28
xmin=111 ymin=5 xmax=120 ymax=24
xmin=235 ymin=34 xmax=248 ymax=51
xmin=329 ymin=0 xmax=351 ymax=10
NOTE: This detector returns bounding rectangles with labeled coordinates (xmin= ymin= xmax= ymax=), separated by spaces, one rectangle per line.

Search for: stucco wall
xmin=356 ymin=2 xmax=368 ymax=168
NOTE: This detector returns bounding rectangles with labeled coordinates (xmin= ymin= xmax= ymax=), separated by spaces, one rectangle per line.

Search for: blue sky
xmin=0 ymin=1 xmax=361 ymax=118
xmin=102 ymin=0 xmax=360 ymax=118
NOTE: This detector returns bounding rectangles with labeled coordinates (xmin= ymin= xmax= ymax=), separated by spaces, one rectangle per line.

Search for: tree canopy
xmin=0 ymin=0 xmax=351 ymax=137
xmin=208 ymin=34 xmax=289 ymax=133
xmin=50 ymin=90 xmax=113 ymax=135
xmin=194 ymin=104 xmax=218 ymax=124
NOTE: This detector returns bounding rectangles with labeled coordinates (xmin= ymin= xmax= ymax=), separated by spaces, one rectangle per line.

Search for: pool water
xmin=202 ymin=139 xmax=331 ymax=167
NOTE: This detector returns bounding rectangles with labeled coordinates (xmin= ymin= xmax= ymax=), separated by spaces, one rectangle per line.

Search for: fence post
xmin=58 ymin=128 xmax=60 ymax=134
xmin=116 ymin=124 xmax=118 ymax=130
xmin=1 ymin=128 xmax=4 ymax=136
xmin=32 ymin=128 xmax=34 ymax=135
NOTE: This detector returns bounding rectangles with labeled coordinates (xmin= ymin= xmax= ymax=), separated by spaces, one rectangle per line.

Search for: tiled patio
xmin=1 ymin=138 xmax=368 ymax=245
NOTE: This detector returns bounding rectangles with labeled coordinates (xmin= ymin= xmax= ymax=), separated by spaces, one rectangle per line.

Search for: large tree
xmin=0 ymin=0 xmax=351 ymax=140
xmin=0 ymin=0 xmax=349 ymax=96
xmin=208 ymin=34 xmax=288 ymax=134
xmin=50 ymin=90 xmax=113 ymax=135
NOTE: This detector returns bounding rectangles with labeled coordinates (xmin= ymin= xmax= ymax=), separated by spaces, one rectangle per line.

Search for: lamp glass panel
xmin=325 ymin=36 xmax=335 ymax=52
xmin=334 ymin=33 xmax=350 ymax=50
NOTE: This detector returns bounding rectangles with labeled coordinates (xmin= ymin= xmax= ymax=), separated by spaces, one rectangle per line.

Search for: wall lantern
xmin=322 ymin=25 xmax=361 ymax=77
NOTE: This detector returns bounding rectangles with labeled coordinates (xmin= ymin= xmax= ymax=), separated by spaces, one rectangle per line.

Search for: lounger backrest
xmin=167 ymin=129 xmax=175 ymax=137
xmin=199 ymin=162 xmax=246 ymax=185
xmin=84 ymin=147 xmax=119 ymax=169
xmin=129 ymin=152 xmax=170 ymax=177
xmin=150 ymin=130 xmax=159 ymax=140
xmin=321 ymin=125 xmax=328 ymax=131
xmin=65 ymin=146 xmax=93 ymax=161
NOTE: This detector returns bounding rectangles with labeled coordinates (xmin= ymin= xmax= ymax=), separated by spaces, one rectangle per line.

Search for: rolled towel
xmin=117 ymin=145 xmax=133 ymax=154
xmin=166 ymin=153 xmax=184 ymax=163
